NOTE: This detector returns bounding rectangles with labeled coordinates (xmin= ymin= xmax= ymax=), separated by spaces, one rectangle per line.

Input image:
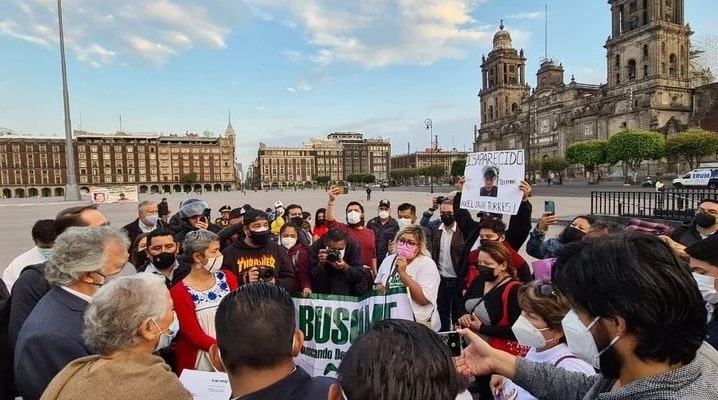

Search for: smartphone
xmin=437 ymin=331 xmax=462 ymax=357
xmin=544 ymin=200 xmax=556 ymax=215
xmin=202 ymin=208 xmax=212 ymax=219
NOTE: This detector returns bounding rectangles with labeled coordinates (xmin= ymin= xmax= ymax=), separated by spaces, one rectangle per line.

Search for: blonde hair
xmin=394 ymin=225 xmax=431 ymax=258
xmin=517 ymin=279 xmax=571 ymax=331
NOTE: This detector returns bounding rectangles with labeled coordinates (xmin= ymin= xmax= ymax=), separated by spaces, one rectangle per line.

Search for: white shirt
xmin=498 ymin=344 xmax=595 ymax=400
xmin=438 ymin=223 xmax=457 ymax=278
xmin=2 ymin=246 xmax=47 ymax=292
xmin=139 ymin=220 xmax=156 ymax=233
xmin=143 ymin=261 xmax=179 ymax=281
xmin=60 ymin=286 xmax=93 ymax=303
xmin=375 ymin=254 xmax=441 ymax=331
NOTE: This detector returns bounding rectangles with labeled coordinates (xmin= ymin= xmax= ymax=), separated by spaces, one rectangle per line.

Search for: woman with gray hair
xmin=374 ymin=225 xmax=441 ymax=331
xmin=170 ymin=229 xmax=238 ymax=373
xmin=41 ymin=274 xmax=192 ymax=399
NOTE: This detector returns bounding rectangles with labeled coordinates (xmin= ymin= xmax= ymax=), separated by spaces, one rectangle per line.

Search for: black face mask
xmin=562 ymin=227 xmax=586 ymax=243
xmin=694 ymin=213 xmax=717 ymax=228
xmin=478 ymin=265 xmax=498 ymax=282
xmin=249 ymin=229 xmax=270 ymax=246
xmin=440 ymin=214 xmax=455 ymax=226
xmin=316 ymin=218 xmax=325 ymax=226
xmin=152 ymin=252 xmax=176 ymax=270
xmin=291 ymin=216 xmax=304 ymax=226
xmin=134 ymin=251 xmax=149 ymax=268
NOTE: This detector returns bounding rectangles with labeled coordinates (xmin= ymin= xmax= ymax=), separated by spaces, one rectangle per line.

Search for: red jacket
xmin=287 ymin=243 xmax=312 ymax=291
xmin=170 ymin=270 xmax=238 ymax=374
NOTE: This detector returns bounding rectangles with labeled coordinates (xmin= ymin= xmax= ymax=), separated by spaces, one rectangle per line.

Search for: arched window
xmin=488 ymin=106 xmax=494 ymax=121
xmin=642 ymin=45 xmax=649 ymax=60
xmin=615 ymin=54 xmax=621 ymax=67
xmin=511 ymin=103 xmax=519 ymax=113
xmin=669 ymin=54 xmax=677 ymax=77
xmin=627 ymin=59 xmax=637 ymax=80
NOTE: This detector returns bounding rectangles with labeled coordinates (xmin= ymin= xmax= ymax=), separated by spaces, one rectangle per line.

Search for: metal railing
xmin=591 ymin=189 xmax=718 ymax=221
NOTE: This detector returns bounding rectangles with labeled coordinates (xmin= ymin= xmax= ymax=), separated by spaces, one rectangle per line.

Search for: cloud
xmin=508 ymin=11 xmax=544 ymax=20
xmin=0 ymin=19 xmax=50 ymax=46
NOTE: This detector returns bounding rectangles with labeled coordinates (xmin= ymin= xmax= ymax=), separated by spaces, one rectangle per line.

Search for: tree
xmin=565 ymin=140 xmax=608 ymax=177
xmin=362 ymin=174 xmax=376 ymax=184
xmin=664 ymin=129 xmax=718 ymax=170
xmin=315 ymin=176 xmax=331 ymax=185
xmin=421 ymin=164 xmax=446 ymax=179
xmin=527 ymin=159 xmax=542 ymax=175
xmin=451 ymin=159 xmax=467 ymax=177
xmin=606 ymin=129 xmax=665 ymax=183
xmin=540 ymin=156 xmax=569 ymax=174
xmin=181 ymin=171 xmax=198 ymax=185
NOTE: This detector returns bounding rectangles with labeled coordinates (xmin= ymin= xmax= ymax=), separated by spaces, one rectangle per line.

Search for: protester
xmin=169 ymin=199 xmax=221 ymax=243
xmin=325 ymin=186 xmax=377 ymax=275
xmin=285 ymin=204 xmax=313 ymax=246
xmin=396 ymin=202 xmax=419 ymax=231
xmin=375 ymin=225 xmax=440 ymax=331
xmin=171 ymin=230 xmax=238 ymax=373
xmin=366 ymin=199 xmax=399 ymax=266
xmin=278 ymin=223 xmax=312 ymax=297
xmin=158 ymin=197 xmax=171 ymax=224
xmin=685 ymin=236 xmax=718 ymax=350
xmin=217 ymin=207 xmax=248 ymax=251
xmin=526 ymin=214 xmax=595 ymax=259
xmin=210 ymin=283 xmax=335 ymax=399
xmin=310 ymin=228 xmax=370 ymax=296
xmin=14 ymin=226 xmax=129 ymax=400
xmin=121 ymin=200 xmax=163 ymax=248
xmin=129 ymin=232 xmax=150 ymax=270
xmin=312 ymin=208 xmax=328 ymax=240
xmin=2 ymin=219 xmax=56 ymax=292
xmin=455 ymin=233 xmax=718 ymax=399
xmin=40 ymin=274 xmax=192 ymax=400
xmin=670 ymin=199 xmax=718 ymax=247
xmin=491 ymin=279 xmax=595 ymax=399
xmin=334 ymin=319 xmax=461 ymax=400
xmin=472 ymin=218 xmax=532 ymax=284
xmin=138 ymin=228 xmax=189 ymax=289
xmin=420 ymin=191 xmax=458 ymax=243
xmin=270 ymin=201 xmax=285 ymax=236
xmin=221 ymin=208 xmax=297 ymax=292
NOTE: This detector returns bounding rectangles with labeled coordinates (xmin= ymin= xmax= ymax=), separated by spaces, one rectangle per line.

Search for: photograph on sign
xmin=460 ymin=150 xmax=525 ymax=216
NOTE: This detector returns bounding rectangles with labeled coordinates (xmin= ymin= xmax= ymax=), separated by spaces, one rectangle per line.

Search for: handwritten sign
xmin=460 ymin=150 xmax=525 ymax=215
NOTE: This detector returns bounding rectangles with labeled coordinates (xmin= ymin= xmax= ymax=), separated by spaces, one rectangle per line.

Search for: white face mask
xmin=511 ymin=315 xmax=552 ymax=349
xmin=378 ymin=210 xmax=390 ymax=220
xmin=144 ymin=214 xmax=159 ymax=226
xmin=693 ymin=272 xmax=718 ymax=305
xmin=281 ymin=237 xmax=297 ymax=249
xmin=347 ymin=211 xmax=362 ymax=225
xmin=397 ymin=218 xmax=412 ymax=230
xmin=561 ymin=310 xmax=620 ymax=370
xmin=204 ymin=255 xmax=223 ymax=273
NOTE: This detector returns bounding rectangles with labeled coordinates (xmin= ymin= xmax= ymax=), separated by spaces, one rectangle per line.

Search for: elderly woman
xmin=375 ymin=225 xmax=440 ymax=331
xmin=41 ymin=274 xmax=192 ymax=399
xmin=171 ymin=230 xmax=238 ymax=373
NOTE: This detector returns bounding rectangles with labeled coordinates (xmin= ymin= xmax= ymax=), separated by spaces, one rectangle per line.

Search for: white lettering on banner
xmin=461 ymin=149 xmax=526 ymax=216
xmin=293 ymin=289 xmax=414 ymax=377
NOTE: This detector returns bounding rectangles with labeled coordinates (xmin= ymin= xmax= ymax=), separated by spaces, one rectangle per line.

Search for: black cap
xmin=229 ymin=208 xmax=246 ymax=219
xmin=685 ymin=236 xmax=718 ymax=264
xmin=243 ymin=208 xmax=268 ymax=226
xmin=379 ymin=199 xmax=390 ymax=208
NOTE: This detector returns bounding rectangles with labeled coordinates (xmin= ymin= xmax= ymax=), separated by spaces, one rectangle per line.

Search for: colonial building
xmin=0 ymin=120 xmax=237 ymax=198
xmin=475 ymin=0 xmax=716 ymax=176
xmin=391 ymin=149 xmax=468 ymax=177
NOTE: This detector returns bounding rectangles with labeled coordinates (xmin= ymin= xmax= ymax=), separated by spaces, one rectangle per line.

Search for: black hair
xmin=279 ymin=222 xmax=299 ymax=236
xmin=552 ymin=233 xmax=706 ymax=366
xmin=397 ymin=203 xmax=416 ymax=215
xmin=54 ymin=204 xmax=100 ymax=236
xmin=589 ymin=220 xmax=624 ymax=234
xmin=685 ymin=236 xmax=718 ymax=266
xmin=302 ymin=211 xmax=311 ymax=220
xmin=130 ymin=232 xmax=151 ymax=269
xmin=557 ymin=215 xmax=596 ymax=243
xmin=285 ymin=204 xmax=302 ymax=214
xmin=478 ymin=217 xmax=507 ymax=236
xmin=31 ymin=219 xmax=57 ymax=245
xmin=324 ymin=228 xmax=348 ymax=244
xmin=346 ymin=201 xmax=364 ymax=214
xmin=338 ymin=319 xmax=459 ymax=400
xmin=315 ymin=208 xmax=326 ymax=225
xmin=484 ymin=168 xmax=497 ymax=179
xmin=145 ymin=228 xmax=176 ymax=247
xmin=215 ymin=282 xmax=296 ymax=373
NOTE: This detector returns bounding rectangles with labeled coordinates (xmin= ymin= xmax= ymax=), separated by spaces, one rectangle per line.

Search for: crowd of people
xmin=1 ymin=183 xmax=718 ymax=399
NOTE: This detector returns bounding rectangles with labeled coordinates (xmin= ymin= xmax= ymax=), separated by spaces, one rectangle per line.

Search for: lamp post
xmin=58 ymin=0 xmax=80 ymax=200
xmin=425 ymin=118 xmax=434 ymax=194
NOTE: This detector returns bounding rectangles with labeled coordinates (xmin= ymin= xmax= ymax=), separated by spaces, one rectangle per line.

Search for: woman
xmin=171 ymin=230 xmax=238 ymax=373
xmin=375 ymin=225 xmax=440 ymax=331
xmin=41 ymin=274 xmax=192 ymax=400
xmin=130 ymin=232 xmax=150 ymax=270
xmin=279 ymin=223 xmax=312 ymax=297
xmin=313 ymin=208 xmax=329 ymax=240
xmin=491 ymin=279 xmax=595 ymax=399
xmin=458 ymin=240 xmax=525 ymax=399
xmin=526 ymin=214 xmax=595 ymax=259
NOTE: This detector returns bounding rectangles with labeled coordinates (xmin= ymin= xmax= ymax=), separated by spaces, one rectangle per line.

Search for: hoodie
xmin=222 ymin=238 xmax=298 ymax=292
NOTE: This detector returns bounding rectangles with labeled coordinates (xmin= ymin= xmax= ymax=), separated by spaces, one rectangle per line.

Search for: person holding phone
xmin=170 ymin=199 xmax=222 ymax=244
xmin=526 ymin=212 xmax=595 ymax=260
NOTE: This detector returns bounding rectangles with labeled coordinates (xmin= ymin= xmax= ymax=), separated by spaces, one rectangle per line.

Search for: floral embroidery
xmin=185 ymin=271 xmax=231 ymax=307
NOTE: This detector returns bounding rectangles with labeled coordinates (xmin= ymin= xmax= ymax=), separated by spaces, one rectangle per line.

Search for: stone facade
xmin=391 ymin=150 xmax=468 ymax=177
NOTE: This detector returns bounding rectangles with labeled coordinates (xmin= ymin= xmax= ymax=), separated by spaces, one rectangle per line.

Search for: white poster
xmin=460 ymin=150 xmax=525 ymax=215
xmin=90 ymin=186 xmax=139 ymax=204
xmin=293 ymin=289 xmax=414 ymax=377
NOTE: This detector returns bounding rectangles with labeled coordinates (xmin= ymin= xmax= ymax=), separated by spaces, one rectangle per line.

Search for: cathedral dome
xmin=493 ymin=21 xmax=512 ymax=50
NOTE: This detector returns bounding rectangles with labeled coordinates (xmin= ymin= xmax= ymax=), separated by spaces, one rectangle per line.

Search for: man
xmin=309 ymin=229 xmax=371 ymax=295
xmin=397 ymin=202 xmax=419 ymax=231
xmin=286 ymin=204 xmax=312 ymax=246
xmin=366 ymin=199 xmax=399 ymax=267
xmin=270 ymin=201 xmax=285 ymax=236
xmin=138 ymin=228 xmax=189 ymax=289
xmin=472 ymin=218 xmax=532 ymax=284
xmin=2 ymin=219 xmax=56 ymax=292
xmin=366 ymin=186 xmax=372 ymax=201
xmin=210 ymin=283 xmax=335 ymax=399
xmin=14 ymin=226 xmax=129 ymax=400
xmin=218 ymin=207 xmax=248 ymax=250
xmin=169 ymin=198 xmax=221 ymax=244
xmin=456 ymin=233 xmax=718 ymax=399
xmin=670 ymin=199 xmax=718 ymax=247
xmin=215 ymin=204 xmax=232 ymax=227
xmin=430 ymin=200 xmax=465 ymax=332
xmin=325 ymin=186 xmax=377 ymax=276
xmin=221 ymin=209 xmax=297 ymax=292
xmin=421 ymin=192 xmax=458 ymax=244
xmin=121 ymin=200 xmax=163 ymax=247
xmin=158 ymin=197 xmax=171 ymax=224
xmin=480 ymin=167 xmax=498 ymax=197
xmin=685 ymin=236 xmax=718 ymax=351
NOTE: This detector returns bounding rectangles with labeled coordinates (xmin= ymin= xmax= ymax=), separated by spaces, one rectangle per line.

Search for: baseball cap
xmin=244 ymin=208 xmax=269 ymax=226
xmin=229 ymin=208 xmax=246 ymax=219
xmin=274 ymin=201 xmax=284 ymax=209
xmin=379 ymin=199 xmax=390 ymax=208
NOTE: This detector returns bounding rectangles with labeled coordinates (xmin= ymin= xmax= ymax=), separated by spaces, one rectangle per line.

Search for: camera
xmin=257 ymin=267 xmax=275 ymax=281
xmin=326 ymin=249 xmax=343 ymax=263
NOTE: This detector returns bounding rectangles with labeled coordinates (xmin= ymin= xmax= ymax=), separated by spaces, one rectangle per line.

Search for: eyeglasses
xmin=532 ymin=280 xmax=556 ymax=296
xmin=397 ymin=238 xmax=418 ymax=247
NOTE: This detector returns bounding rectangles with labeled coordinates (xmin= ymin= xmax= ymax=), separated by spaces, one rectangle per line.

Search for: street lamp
xmin=57 ymin=0 xmax=80 ymax=201
xmin=425 ymin=118 xmax=434 ymax=194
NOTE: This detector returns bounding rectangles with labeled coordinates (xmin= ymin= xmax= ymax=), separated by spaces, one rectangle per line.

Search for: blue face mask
xmin=38 ymin=248 xmax=53 ymax=260
xmin=153 ymin=312 xmax=179 ymax=352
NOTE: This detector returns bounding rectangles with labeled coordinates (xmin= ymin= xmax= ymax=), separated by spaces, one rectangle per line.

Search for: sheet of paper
xmin=179 ymin=369 xmax=232 ymax=400
xmin=460 ymin=150 xmax=525 ymax=216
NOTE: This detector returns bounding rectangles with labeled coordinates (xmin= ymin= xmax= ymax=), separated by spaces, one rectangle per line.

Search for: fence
xmin=590 ymin=189 xmax=718 ymax=221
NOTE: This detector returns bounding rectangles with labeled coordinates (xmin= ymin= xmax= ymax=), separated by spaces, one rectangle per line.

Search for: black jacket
xmin=309 ymin=235 xmax=370 ymax=296
xmin=158 ymin=201 xmax=170 ymax=217
xmin=670 ymin=222 xmax=709 ymax=247
xmin=8 ymin=263 xmax=50 ymax=350
xmin=121 ymin=218 xmax=166 ymax=248
xmin=221 ymin=239 xmax=298 ymax=292
xmin=366 ymin=216 xmax=399 ymax=266
xmin=169 ymin=219 xmax=221 ymax=245
xmin=708 ymin=311 xmax=718 ymax=352
xmin=453 ymin=192 xmax=532 ymax=291
xmin=237 ymin=366 xmax=335 ymax=400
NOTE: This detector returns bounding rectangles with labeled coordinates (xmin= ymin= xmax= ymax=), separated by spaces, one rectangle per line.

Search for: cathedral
xmin=474 ymin=0 xmax=716 ymax=176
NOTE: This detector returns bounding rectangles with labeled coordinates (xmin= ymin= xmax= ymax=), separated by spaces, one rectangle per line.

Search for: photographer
xmin=310 ymin=229 xmax=371 ymax=296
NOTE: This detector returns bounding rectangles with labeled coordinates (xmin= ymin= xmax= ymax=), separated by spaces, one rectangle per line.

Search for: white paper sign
xmin=179 ymin=369 xmax=232 ymax=400
xmin=460 ymin=150 xmax=525 ymax=215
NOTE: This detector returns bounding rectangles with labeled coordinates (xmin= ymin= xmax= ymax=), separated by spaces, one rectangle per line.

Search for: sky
xmin=0 ymin=0 xmax=716 ymax=168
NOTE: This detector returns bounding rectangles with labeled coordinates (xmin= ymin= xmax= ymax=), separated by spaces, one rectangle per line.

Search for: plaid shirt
xmin=624 ymin=218 xmax=674 ymax=236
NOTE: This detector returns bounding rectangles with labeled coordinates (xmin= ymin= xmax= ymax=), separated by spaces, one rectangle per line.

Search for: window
xmin=643 ymin=64 xmax=649 ymax=78
xmin=105 ymin=175 xmax=112 ymax=183
xmin=78 ymin=145 xmax=86 ymax=152
xmin=90 ymin=146 xmax=98 ymax=153
xmin=627 ymin=59 xmax=636 ymax=80
xmin=102 ymin=146 xmax=110 ymax=152
xmin=39 ymin=145 xmax=46 ymax=152
xmin=668 ymin=54 xmax=677 ymax=77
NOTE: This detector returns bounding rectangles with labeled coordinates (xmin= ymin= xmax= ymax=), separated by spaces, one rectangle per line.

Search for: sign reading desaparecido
xmin=460 ymin=150 xmax=525 ymax=216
